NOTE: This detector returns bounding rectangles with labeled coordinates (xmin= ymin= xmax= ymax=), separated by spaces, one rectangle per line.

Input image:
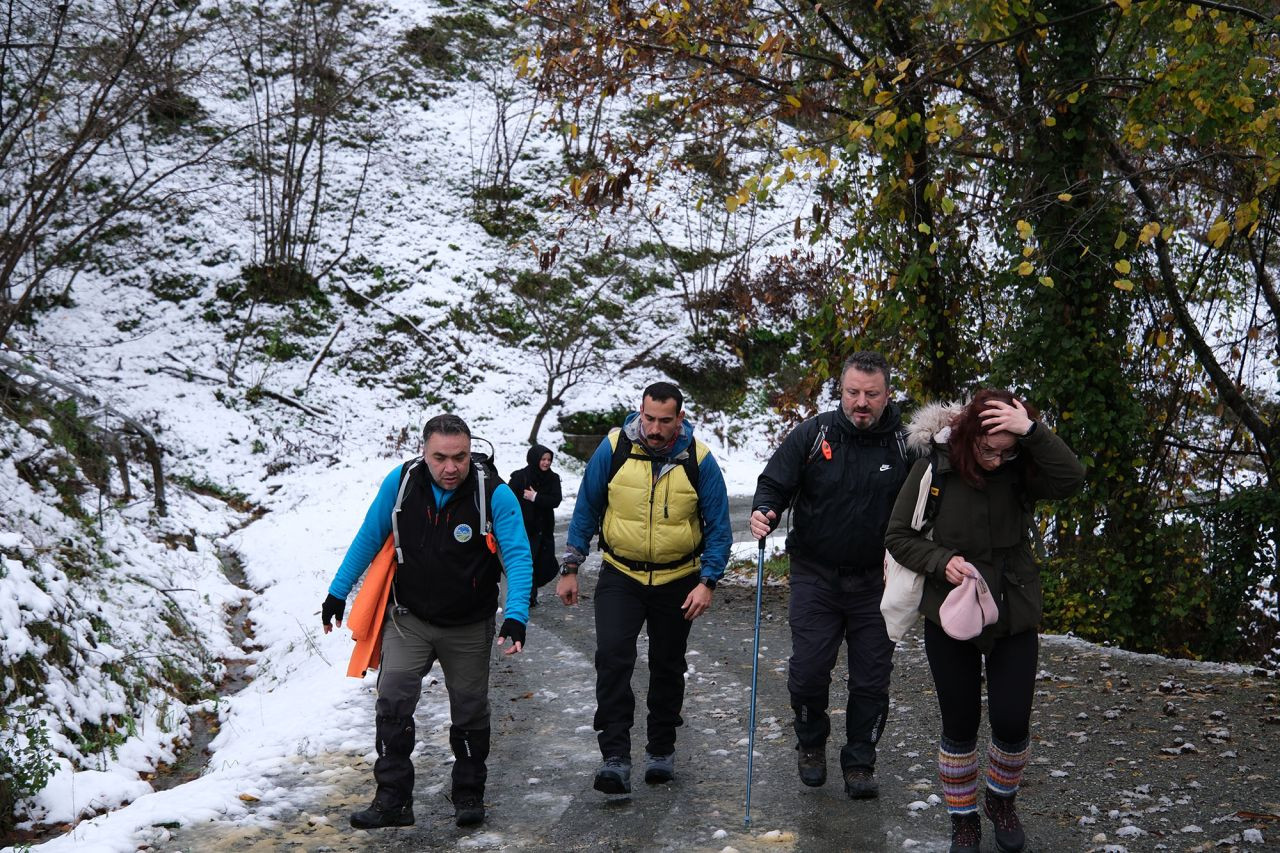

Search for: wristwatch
xmin=699 ymin=577 xmax=717 ymax=590
xmin=558 ymin=562 xmax=579 ymax=577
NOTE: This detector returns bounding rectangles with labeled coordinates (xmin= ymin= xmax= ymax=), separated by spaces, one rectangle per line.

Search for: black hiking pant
xmin=787 ymin=561 xmax=894 ymax=772
xmin=593 ymin=564 xmax=700 ymax=760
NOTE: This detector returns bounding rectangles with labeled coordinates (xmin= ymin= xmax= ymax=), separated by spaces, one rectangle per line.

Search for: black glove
xmin=498 ymin=618 xmax=526 ymax=648
xmin=321 ymin=594 xmax=346 ymax=630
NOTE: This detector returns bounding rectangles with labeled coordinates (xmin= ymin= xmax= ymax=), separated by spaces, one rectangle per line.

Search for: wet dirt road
xmin=151 ymin=556 xmax=1278 ymax=852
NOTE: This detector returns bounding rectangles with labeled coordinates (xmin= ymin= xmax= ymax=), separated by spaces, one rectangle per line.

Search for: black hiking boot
xmin=949 ymin=812 xmax=981 ymax=853
xmin=984 ymin=790 xmax=1026 ymax=852
xmin=797 ymin=746 xmax=827 ymax=787
xmin=643 ymin=751 xmax=675 ymax=784
xmin=454 ymin=793 xmax=485 ymax=827
xmin=842 ymin=767 xmax=879 ymax=799
xmin=593 ymin=756 xmax=632 ymax=794
xmin=349 ymin=800 xmax=414 ymax=829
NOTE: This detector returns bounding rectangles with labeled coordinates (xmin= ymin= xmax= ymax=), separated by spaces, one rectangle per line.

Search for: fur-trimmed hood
xmin=905 ymin=401 xmax=965 ymax=452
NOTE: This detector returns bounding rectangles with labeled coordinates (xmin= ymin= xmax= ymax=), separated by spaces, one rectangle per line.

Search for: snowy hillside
xmin=1 ymin=0 xmax=803 ymax=845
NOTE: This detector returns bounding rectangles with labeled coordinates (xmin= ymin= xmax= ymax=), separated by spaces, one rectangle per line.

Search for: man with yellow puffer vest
xmin=556 ymin=381 xmax=732 ymax=795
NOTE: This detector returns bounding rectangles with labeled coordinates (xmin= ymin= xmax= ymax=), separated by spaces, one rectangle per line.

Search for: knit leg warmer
xmin=985 ymin=736 xmax=1030 ymax=797
xmin=938 ymin=736 xmax=980 ymax=815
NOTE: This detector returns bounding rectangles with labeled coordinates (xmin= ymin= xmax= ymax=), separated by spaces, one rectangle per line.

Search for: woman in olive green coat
xmin=884 ymin=390 xmax=1084 ymax=853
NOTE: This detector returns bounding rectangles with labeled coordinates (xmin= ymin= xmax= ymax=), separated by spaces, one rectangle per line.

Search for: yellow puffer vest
xmin=600 ymin=428 xmax=707 ymax=585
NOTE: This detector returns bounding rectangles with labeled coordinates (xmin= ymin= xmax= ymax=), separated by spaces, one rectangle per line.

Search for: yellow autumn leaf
xmin=1114 ymin=259 xmax=1131 ymax=274
xmin=726 ymin=195 xmax=740 ymax=212
xmin=786 ymin=94 xmax=801 ymax=108
xmin=1114 ymin=232 xmax=1128 ymax=249
xmin=1138 ymin=222 xmax=1161 ymax=244
xmin=1017 ymin=261 xmax=1034 ymax=276
xmin=1115 ymin=0 xmax=1131 ymax=9
xmin=1207 ymin=219 xmax=1230 ymax=248
xmin=1016 ymin=220 xmax=1033 ymax=240
xmin=1113 ymin=279 xmax=1135 ymax=291
xmin=1058 ymin=193 xmax=1073 ymax=202
xmin=1045 ymin=116 xmax=1057 ymax=127
xmin=1157 ymin=330 xmax=1168 ymax=347
xmin=1038 ymin=276 xmax=1054 ymax=288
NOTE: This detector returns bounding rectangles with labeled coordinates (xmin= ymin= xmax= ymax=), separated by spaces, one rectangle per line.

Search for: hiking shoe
xmin=644 ymin=751 xmax=675 ymax=784
xmin=454 ymin=793 xmax=485 ymax=827
xmin=842 ymin=767 xmax=879 ymax=799
xmin=984 ymin=790 xmax=1025 ymax=852
xmin=349 ymin=800 xmax=414 ymax=829
xmin=593 ymin=756 xmax=632 ymax=794
xmin=797 ymin=746 xmax=827 ymax=787
xmin=949 ymin=812 xmax=982 ymax=853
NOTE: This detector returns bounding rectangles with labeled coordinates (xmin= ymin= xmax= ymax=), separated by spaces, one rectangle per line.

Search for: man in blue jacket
xmin=320 ymin=414 xmax=533 ymax=830
xmin=556 ymin=382 xmax=732 ymax=794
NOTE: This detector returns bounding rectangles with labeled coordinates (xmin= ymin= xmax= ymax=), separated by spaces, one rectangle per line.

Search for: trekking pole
xmin=744 ymin=536 xmax=766 ymax=828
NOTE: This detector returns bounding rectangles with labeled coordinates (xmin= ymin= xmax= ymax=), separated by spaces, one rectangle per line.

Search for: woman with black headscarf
xmin=508 ymin=444 xmax=563 ymax=606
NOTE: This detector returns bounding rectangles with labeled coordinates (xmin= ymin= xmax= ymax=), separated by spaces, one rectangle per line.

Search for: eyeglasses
xmin=976 ymin=442 xmax=1018 ymax=463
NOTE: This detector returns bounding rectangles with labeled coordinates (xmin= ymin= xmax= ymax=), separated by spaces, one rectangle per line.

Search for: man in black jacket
xmin=749 ymin=351 xmax=912 ymax=799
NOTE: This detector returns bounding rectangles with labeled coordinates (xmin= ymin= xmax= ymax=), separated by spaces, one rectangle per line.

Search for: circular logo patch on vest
xmin=453 ymin=523 xmax=473 ymax=543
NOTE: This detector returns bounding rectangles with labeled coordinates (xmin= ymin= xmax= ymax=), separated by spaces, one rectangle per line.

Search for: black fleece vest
xmin=393 ymin=462 xmax=502 ymax=626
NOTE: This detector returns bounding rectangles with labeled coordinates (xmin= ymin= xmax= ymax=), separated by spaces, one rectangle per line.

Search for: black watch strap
xmin=699 ymin=576 xmax=717 ymax=590
xmin=559 ymin=562 xmax=579 ymax=576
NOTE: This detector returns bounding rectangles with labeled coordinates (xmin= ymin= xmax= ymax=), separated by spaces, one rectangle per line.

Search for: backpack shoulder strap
xmin=391 ymin=459 xmax=420 ymax=565
xmin=607 ymin=427 xmax=633 ymax=483
xmin=471 ymin=458 xmax=505 ymax=568
xmin=683 ymin=439 xmax=704 ymax=493
xmin=921 ymin=448 xmax=945 ymax=531
xmin=804 ymin=410 xmax=836 ymax=464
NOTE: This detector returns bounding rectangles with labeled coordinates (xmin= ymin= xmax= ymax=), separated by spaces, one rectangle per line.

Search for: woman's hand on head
xmin=980 ymin=398 xmax=1034 ymax=437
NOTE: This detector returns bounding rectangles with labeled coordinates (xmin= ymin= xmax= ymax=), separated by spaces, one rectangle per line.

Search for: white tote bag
xmin=880 ymin=462 xmax=934 ymax=642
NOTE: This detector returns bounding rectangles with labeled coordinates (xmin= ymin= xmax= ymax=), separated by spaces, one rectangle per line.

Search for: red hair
xmin=947 ymin=389 xmax=1041 ymax=487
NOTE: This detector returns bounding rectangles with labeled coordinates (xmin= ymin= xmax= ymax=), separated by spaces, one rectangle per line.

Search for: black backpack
xmin=606 ymin=428 xmax=701 ymax=491
xmin=391 ymin=438 xmax=507 ymax=569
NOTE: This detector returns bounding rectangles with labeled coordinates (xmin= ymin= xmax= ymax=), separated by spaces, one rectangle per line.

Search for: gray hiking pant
xmin=370 ymin=605 xmax=494 ymax=805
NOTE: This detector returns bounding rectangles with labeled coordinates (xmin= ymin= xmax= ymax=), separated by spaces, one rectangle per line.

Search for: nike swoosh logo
xmin=879 ymin=464 xmax=892 ymax=471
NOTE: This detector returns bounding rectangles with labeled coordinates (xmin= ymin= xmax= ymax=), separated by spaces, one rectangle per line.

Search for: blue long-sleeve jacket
xmin=328 ymin=463 xmax=533 ymax=625
xmin=566 ymin=413 xmax=731 ymax=582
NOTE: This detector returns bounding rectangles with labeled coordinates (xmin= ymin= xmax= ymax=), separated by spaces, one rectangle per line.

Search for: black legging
xmin=923 ymin=619 xmax=1038 ymax=745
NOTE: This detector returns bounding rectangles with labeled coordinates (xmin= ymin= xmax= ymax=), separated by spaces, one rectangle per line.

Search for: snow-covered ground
xmin=0 ymin=2 xmax=797 ymax=849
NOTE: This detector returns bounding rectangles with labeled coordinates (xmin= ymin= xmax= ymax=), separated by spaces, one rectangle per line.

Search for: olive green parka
xmin=883 ymin=402 xmax=1085 ymax=651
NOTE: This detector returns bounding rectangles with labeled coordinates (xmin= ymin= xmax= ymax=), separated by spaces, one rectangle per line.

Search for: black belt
xmin=604 ymin=549 xmax=695 ymax=573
